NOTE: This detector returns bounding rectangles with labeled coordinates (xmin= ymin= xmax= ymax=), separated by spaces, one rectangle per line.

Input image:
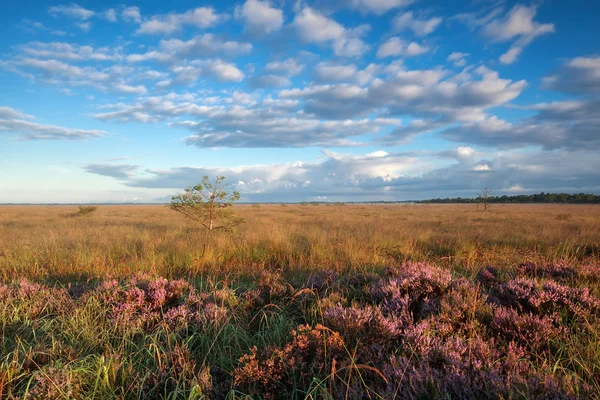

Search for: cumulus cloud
xmin=48 ymin=4 xmax=95 ymax=20
xmin=292 ymin=7 xmax=369 ymax=57
xmin=234 ymin=0 xmax=283 ymax=34
xmin=137 ymin=7 xmax=221 ymax=35
xmin=127 ymin=34 xmax=252 ymax=63
xmin=0 ymin=106 xmax=106 ymax=140
xmin=377 ymin=37 xmax=429 ymax=58
xmin=104 ymin=9 xmax=117 ymax=22
xmin=91 ymin=93 xmax=400 ymax=147
xmin=314 ymin=62 xmax=379 ymax=85
xmin=393 ymin=11 xmax=442 ymax=36
xmin=1 ymin=57 xmax=148 ymax=95
xmin=281 ymin=65 xmax=526 ymax=121
xmin=481 ymin=5 xmax=554 ymax=64
xmin=447 ymin=52 xmax=469 ymax=67
xmin=0 ymin=106 xmax=34 ymax=120
xmin=84 ymin=164 xmax=139 ymax=179
xmin=18 ymin=42 xmax=122 ymax=62
xmin=543 ymin=56 xmax=600 ymax=95
xmin=248 ymin=58 xmax=304 ymax=88
xmin=83 ymin=147 xmax=600 ymax=201
xmin=313 ymin=0 xmax=413 ymax=15
xmin=442 ymin=99 xmax=600 ymax=150
xmin=122 ymin=6 xmax=141 ymax=23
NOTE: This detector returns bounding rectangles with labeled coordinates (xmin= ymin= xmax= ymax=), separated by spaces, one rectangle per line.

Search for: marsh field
xmin=1 ymin=204 xmax=600 ymax=399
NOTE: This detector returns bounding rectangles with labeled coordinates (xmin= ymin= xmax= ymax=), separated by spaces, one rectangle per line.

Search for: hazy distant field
xmin=1 ymin=204 xmax=599 ymax=399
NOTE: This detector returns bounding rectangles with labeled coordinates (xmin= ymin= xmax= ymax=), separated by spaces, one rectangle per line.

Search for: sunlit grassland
xmin=1 ymin=204 xmax=600 ymax=399
xmin=0 ymin=204 xmax=598 ymax=282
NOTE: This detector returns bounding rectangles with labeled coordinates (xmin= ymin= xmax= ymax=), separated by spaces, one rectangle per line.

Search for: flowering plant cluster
xmin=1 ymin=261 xmax=598 ymax=399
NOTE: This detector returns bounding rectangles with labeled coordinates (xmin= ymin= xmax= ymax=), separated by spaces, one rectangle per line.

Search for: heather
xmin=2 ymin=261 xmax=599 ymax=399
xmin=1 ymin=204 xmax=599 ymax=399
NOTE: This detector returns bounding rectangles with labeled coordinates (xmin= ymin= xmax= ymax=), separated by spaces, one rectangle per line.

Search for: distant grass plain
xmin=1 ymin=204 xmax=599 ymax=398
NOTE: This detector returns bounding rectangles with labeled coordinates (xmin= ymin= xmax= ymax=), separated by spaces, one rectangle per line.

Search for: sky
xmin=0 ymin=0 xmax=599 ymax=203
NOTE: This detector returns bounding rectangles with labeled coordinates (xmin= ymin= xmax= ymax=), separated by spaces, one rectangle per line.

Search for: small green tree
xmin=170 ymin=176 xmax=244 ymax=233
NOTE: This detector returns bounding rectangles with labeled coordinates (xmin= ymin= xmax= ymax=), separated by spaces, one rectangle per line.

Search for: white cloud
xmin=2 ymin=56 xmax=154 ymax=95
xmin=314 ymin=62 xmax=380 ymax=85
xmin=122 ymin=6 xmax=141 ymax=23
xmin=377 ymin=37 xmax=429 ymax=58
xmin=0 ymin=106 xmax=34 ymax=120
xmin=113 ymin=83 xmax=147 ymax=95
xmin=18 ymin=42 xmax=121 ymax=62
xmin=447 ymin=52 xmax=469 ymax=67
xmin=20 ymin=19 xmax=67 ymax=36
xmin=105 ymin=9 xmax=117 ymax=22
xmin=76 ymin=22 xmax=92 ymax=32
xmin=265 ymin=58 xmax=304 ymax=76
xmin=48 ymin=4 xmax=95 ymax=20
xmin=84 ymin=146 xmax=600 ymax=201
xmin=234 ymin=0 xmax=283 ymax=34
xmin=137 ymin=7 xmax=221 ymax=35
xmin=127 ymin=34 xmax=252 ymax=63
xmin=543 ymin=56 xmax=600 ymax=94
xmin=292 ymin=7 xmax=369 ymax=57
xmin=393 ymin=11 xmax=442 ymax=36
xmin=0 ymin=107 xmax=106 ymax=140
xmin=203 ymin=59 xmax=245 ymax=82
xmin=482 ymin=5 xmax=554 ymax=64
xmin=345 ymin=0 xmax=414 ymax=15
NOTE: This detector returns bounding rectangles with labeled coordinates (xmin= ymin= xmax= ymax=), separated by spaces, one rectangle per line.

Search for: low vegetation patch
xmin=1 ymin=261 xmax=599 ymax=399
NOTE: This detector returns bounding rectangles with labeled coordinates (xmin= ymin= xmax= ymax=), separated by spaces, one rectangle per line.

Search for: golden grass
xmin=0 ymin=203 xmax=599 ymax=282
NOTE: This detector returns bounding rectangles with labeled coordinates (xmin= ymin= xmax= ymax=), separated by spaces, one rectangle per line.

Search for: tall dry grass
xmin=0 ymin=204 xmax=598 ymax=282
xmin=2 ymin=204 xmax=600 ymax=399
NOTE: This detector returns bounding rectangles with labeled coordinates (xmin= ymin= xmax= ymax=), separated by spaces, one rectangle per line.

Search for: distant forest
xmin=418 ymin=192 xmax=600 ymax=204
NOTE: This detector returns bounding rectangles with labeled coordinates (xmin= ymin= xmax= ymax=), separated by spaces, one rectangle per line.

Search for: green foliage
xmin=170 ymin=176 xmax=244 ymax=232
xmin=419 ymin=192 xmax=600 ymax=204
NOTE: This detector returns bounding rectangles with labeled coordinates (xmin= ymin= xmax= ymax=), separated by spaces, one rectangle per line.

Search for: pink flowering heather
xmin=491 ymin=306 xmax=564 ymax=351
xmin=438 ymin=279 xmax=490 ymax=336
xmin=1 ymin=279 xmax=72 ymax=319
xmin=477 ymin=266 xmax=500 ymax=287
xmin=373 ymin=262 xmax=451 ymax=319
xmin=517 ymin=261 xmax=576 ymax=280
xmin=323 ymin=303 xmax=405 ymax=343
xmin=494 ymin=277 xmax=600 ymax=317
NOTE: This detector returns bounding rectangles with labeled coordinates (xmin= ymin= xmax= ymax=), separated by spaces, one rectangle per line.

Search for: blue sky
xmin=1 ymin=0 xmax=599 ymax=203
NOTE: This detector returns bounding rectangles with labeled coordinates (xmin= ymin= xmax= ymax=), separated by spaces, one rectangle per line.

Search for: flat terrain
xmin=1 ymin=204 xmax=599 ymax=281
xmin=1 ymin=204 xmax=599 ymax=399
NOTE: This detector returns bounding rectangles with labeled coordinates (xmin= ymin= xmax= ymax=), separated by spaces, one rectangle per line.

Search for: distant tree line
xmin=417 ymin=192 xmax=600 ymax=204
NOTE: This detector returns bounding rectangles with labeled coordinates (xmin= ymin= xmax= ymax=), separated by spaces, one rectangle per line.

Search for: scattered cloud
xmin=137 ymin=7 xmax=221 ymax=35
xmin=543 ymin=56 xmax=600 ymax=94
xmin=377 ymin=37 xmax=429 ymax=58
xmin=122 ymin=6 xmax=141 ymax=23
xmin=234 ymin=0 xmax=283 ymax=35
xmin=447 ymin=52 xmax=469 ymax=67
xmin=127 ymin=34 xmax=252 ymax=63
xmin=84 ymin=164 xmax=139 ymax=179
xmin=393 ymin=11 xmax=442 ymax=37
xmin=48 ymin=4 xmax=95 ymax=20
xmin=482 ymin=5 xmax=555 ymax=64
xmin=0 ymin=106 xmax=106 ymax=140
xmin=292 ymin=7 xmax=369 ymax=57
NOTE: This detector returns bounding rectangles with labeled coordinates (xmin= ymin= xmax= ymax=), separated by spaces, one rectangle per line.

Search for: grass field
xmin=1 ymin=204 xmax=600 ymax=399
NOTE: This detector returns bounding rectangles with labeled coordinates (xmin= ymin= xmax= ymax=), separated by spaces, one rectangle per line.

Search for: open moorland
xmin=1 ymin=204 xmax=600 ymax=399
